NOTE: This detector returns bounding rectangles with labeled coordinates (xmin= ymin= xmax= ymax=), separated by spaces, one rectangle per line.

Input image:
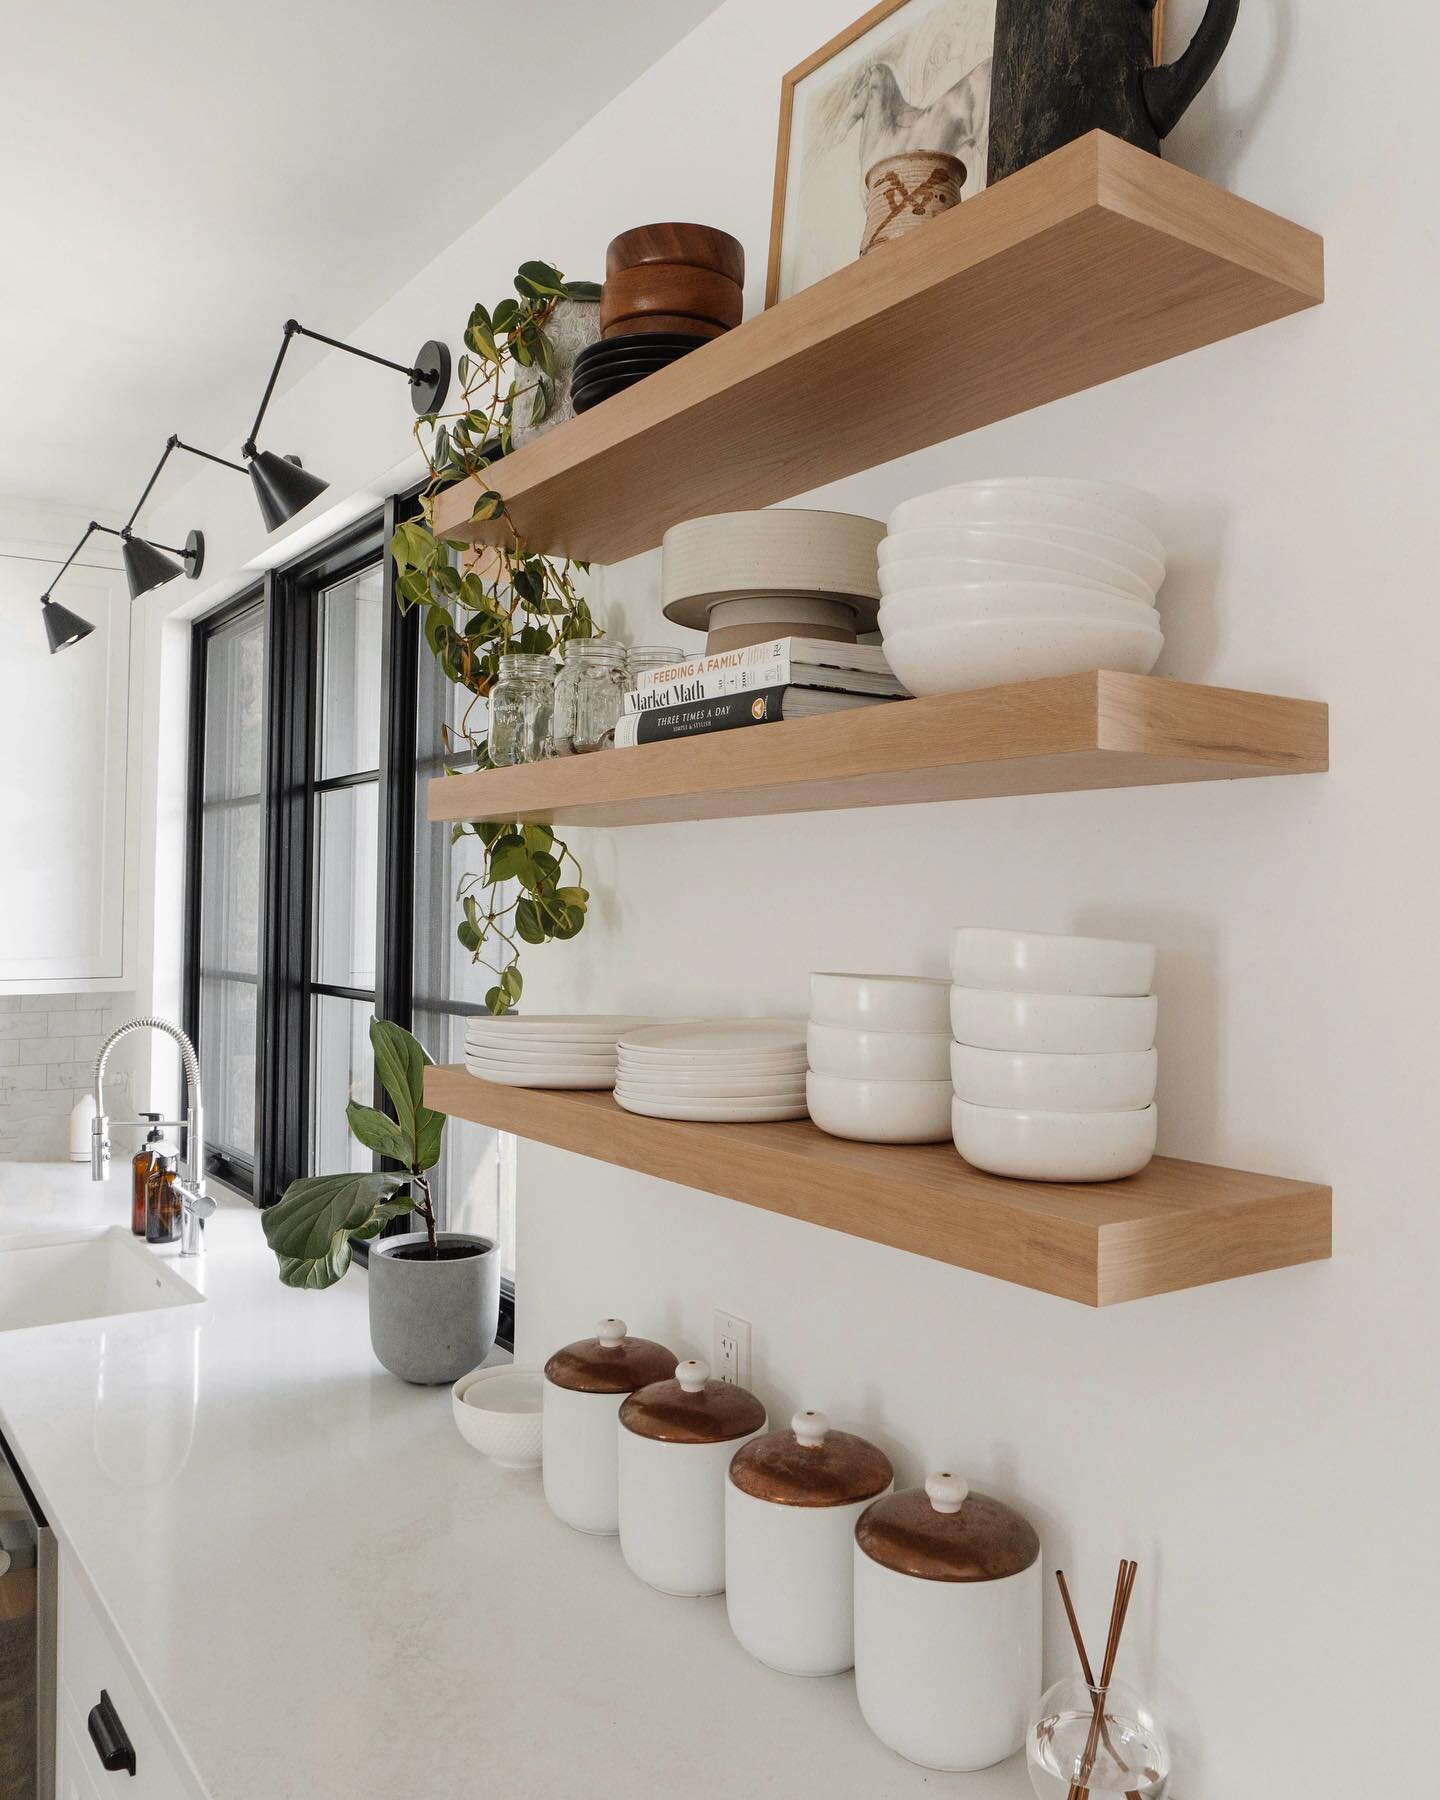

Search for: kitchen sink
xmin=0 ymin=1227 xmax=205 ymax=1332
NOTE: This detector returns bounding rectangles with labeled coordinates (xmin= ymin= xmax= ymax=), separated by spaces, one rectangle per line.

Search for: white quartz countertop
xmin=0 ymin=1163 xmax=1028 ymax=1799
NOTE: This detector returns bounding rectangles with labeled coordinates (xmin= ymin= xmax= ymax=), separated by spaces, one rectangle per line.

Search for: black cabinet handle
xmin=87 ymin=1690 xmax=137 ymax=1777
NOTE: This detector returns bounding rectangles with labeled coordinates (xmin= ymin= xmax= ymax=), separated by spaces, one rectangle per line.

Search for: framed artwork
xmin=764 ymin=0 xmax=1167 ymax=308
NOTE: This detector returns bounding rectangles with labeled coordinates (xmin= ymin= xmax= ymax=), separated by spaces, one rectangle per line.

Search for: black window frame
xmin=184 ymin=496 xmax=514 ymax=1348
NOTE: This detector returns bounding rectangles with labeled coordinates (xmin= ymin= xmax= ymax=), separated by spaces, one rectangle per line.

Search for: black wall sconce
xmin=40 ymin=319 xmax=450 ymax=648
xmin=240 ymin=319 xmax=451 ymax=528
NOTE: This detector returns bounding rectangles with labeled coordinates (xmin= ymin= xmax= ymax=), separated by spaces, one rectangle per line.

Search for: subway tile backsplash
xmin=0 ymin=993 xmax=134 ymax=1161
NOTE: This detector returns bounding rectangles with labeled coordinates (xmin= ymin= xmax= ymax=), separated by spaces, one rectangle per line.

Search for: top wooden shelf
xmin=432 ymin=132 xmax=1323 ymax=565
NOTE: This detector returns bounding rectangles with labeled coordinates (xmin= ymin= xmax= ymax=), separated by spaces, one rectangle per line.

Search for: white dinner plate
xmin=619 ymin=1020 xmax=806 ymax=1057
xmin=615 ymin=1075 xmax=808 ymax=1102
xmin=464 ymin=1060 xmax=616 ymax=1090
xmin=466 ymin=1013 xmax=655 ymax=1042
xmin=464 ymin=1041 xmax=619 ymax=1065
xmin=613 ymin=1090 xmax=810 ymax=1122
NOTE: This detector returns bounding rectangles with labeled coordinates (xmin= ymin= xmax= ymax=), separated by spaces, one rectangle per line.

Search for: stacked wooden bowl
xmin=661 ymin=510 xmax=885 ymax=652
xmin=573 ymin=224 xmax=743 ymax=416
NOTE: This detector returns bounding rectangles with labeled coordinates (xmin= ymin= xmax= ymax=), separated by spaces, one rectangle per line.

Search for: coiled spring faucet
xmin=92 ymin=1016 xmax=216 ymax=1256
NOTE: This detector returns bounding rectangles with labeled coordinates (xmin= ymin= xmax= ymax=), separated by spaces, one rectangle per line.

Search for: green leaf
xmin=552 ymin=904 xmax=586 ymax=940
xmin=515 ymin=896 xmax=547 ymax=944
xmin=500 ymin=964 xmax=523 ymax=1002
xmin=522 ymin=822 xmax=554 ymax=854
xmin=471 ymin=489 xmax=506 ymax=524
xmin=562 ymin=279 xmax=602 ymax=303
xmin=369 ymin=1017 xmax=428 ymax=1147
xmin=484 ymin=985 xmax=508 ymax=1015
xmin=346 ymin=1101 xmax=412 ymax=1164
xmin=493 ymin=297 xmax=519 ymax=333
xmin=514 ymin=259 xmax=566 ymax=300
xmin=555 ymin=885 xmax=589 ymax=908
xmin=487 ymin=834 xmax=531 ymax=883
xmin=263 ymin=1172 xmax=406 ymax=1289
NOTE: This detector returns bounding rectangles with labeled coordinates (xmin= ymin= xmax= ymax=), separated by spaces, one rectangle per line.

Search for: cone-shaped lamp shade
xmin=121 ymin=533 xmax=186 ymax=600
xmin=248 ymin=451 xmax=328 ymax=531
xmin=42 ymin=597 xmax=96 ymax=654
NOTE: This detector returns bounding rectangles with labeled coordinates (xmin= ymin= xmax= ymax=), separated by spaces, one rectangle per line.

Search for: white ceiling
xmin=0 ymin=0 xmax=721 ymax=518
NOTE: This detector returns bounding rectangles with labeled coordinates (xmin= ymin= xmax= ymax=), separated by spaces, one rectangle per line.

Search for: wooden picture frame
xmin=764 ymin=0 xmax=1170 ymax=309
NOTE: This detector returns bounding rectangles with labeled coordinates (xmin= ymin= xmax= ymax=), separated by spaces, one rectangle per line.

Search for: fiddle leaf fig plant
xmin=262 ymin=1017 xmax=445 ymax=1289
xmin=390 ymin=259 xmax=600 ymax=1014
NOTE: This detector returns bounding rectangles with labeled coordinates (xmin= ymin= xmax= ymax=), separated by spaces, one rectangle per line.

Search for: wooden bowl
xmin=600 ymin=264 xmax=743 ymax=333
xmin=606 ymin=222 xmax=745 ymax=285
xmin=602 ymin=314 xmax=730 ymax=342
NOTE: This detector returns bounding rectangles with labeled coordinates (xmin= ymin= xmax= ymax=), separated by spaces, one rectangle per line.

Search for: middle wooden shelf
xmin=427 ymin=670 xmax=1328 ymax=828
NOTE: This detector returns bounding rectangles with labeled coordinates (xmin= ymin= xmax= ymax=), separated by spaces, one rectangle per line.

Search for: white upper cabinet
xmin=0 ymin=542 xmax=131 ymax=991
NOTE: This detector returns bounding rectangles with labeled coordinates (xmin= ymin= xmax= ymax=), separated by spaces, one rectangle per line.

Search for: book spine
xmin=633 ymin=639 xmax=787 ymax=697
xmin=625 ymin=656 xmax=791 ymax=712
xmin=614 ymin=686 xmax=792 ymax=745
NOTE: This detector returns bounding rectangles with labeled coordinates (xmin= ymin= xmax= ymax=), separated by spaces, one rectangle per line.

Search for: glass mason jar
xmin=489 ymin=653 xmax=556 ymax=765
xmin=624 ymin=644 xmax=688 ymax=682
xmin=553 ymin=641 xmax=627 ymax=755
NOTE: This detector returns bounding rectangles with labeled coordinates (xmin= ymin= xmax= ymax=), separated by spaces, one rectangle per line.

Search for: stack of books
xmin=613 ymin=637 xmax=908 ymax=747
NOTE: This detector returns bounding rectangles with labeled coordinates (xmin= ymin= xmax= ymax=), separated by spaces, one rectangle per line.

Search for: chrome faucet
xmin=92 ymin=1016 xmax=216 ymax=1256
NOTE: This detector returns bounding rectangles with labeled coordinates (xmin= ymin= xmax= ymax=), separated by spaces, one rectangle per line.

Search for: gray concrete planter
xmin=368 ymin=1232 xmax=499 ymax=1385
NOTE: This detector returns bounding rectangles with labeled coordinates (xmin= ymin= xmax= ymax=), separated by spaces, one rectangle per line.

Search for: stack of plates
xmin=614 ymin=1021 xmax=809 ymax=1120
xmin=660 ymin=509 xmax=885 ymax=653
xmin=464 ymin=1015 xmax=655 ymax=1090
xmin=570 ymin=332 xmax=710 ymax=415
xmin=878 ymin=478 xmax=1167 ymax=696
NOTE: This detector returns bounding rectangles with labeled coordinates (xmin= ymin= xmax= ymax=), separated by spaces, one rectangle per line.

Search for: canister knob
xmin=596 ymin=1318 xmax=627 ymax=1347
xmin=676 ymin=1358 xmax=710 ymax=1392
xmin=924 ymin=1472 xmax=970 ymax=1514
xmin=792 ymin=1409 xmax=831 ymax=1447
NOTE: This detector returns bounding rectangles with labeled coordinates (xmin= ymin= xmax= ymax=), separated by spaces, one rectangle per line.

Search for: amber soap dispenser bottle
xmin=131 ymin=1113 xmax=165 ymax=1236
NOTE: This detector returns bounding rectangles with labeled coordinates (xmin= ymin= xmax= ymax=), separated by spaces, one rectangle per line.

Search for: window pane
xmin=199 ymin=797 xmax=260 ymax=975
xmin=311 ymin=995 xmax=373 ymax=1173
xmin=200 ymin=977 xmax=256 ymax=1161
xmin=313 ymin=783 xmax=378 ymax=990
xmin=203 ymin=604 xmax=264 ymax=800
xmin=317 ymin=563 xmax=383 ymax=778
xmin=412 ymin=1007 xmax=515 ymax=1278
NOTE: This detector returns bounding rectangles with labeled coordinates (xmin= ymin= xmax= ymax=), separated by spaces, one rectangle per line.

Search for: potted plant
xmin=261 ymin=1017 xmax=498 ymax=1384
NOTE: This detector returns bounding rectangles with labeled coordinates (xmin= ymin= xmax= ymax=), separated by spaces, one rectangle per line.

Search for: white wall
xmin=131 ymin=1 xmax=1438 ymax=1789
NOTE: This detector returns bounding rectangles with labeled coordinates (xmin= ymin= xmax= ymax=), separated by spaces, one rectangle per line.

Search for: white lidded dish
xmin=542 ymin=1318 xmax=678 ymax=1535
xmin=726 ymin=1409 xmax=894 ymax=1676
xmin=853 ymin=1472 xmax=1042 ymax=1772
xmin=949 ymin=927 xmax=1156 ymax=997
xmin=618 ymin=1358 xmax=767 ymax=1596
xmin=451 ymin=1364 xmax=544 ymax=1469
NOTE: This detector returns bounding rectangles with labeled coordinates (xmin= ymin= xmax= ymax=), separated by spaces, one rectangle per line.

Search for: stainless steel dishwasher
xmin=0 ymin=1430 xmax=55 ymax=1800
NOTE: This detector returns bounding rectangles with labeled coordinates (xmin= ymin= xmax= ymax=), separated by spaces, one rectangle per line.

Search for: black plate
xmin=589 ymin=331 xmax=712 ymax=352
xmin=572 ymin=356 xmax=684 ymax=388
xmin=573 ymin=346 xmax=697 ymax=379
xmin=572 ymin=373 xmax=651 ymax=413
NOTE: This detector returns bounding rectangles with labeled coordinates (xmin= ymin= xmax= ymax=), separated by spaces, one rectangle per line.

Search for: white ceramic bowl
xmin=880 ymin=524 xmax=1165 ymax=593
xmin=882 ymin=615 xmax=1163 ymax=696
xmin=888 ymin=485 xmax=1165 ymax=563
xmin=950 ymin=986 xmax=1158 ymax=1054
xmin=878 ymin=584 xmax=1158 ymax=632
xmin=953 ymin=1097 xmax=1158 ymax=1181
xmin=878 ymin=551 xmax=1156 ymax=604
xmin=949 ymin=928 xmax=1156 ymax=996
xmin=924 ymin=477 xmax=1167 ymax=538
xmin=807 ymin=1072 xmax=953 ymax=1144
xmin=452 ymin=1364 xmax=545 ymax=1468
xmin=807 ymin=1020 xmax=952 ymax=1082
xmin=810 ymin=972 xmax=951 ymax=1034
xmin=951 ymin=1042 xmax=1158 ymax=1112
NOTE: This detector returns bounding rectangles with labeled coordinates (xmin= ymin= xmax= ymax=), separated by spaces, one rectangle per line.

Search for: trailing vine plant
xmin=389 ymin=261 xmax=600 ymax=1015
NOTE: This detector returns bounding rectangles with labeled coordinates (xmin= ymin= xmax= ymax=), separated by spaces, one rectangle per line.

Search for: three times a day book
xmin=627 ymin=636 xmax=905 ymax=711
xmin=613 ymin=684 xmax=891 ymax=747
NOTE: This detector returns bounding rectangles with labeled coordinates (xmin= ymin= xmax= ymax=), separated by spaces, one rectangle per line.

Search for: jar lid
xmin=854 ymin=1474 xmax=1040 ymax=1583
xmin=619 ymin=1357 xmax=766 ymax=1445
xmin=543 ymin=1318 xmax=678 ymax=1395
xmin=729 ymin=1409 xmax=893 ymax=1507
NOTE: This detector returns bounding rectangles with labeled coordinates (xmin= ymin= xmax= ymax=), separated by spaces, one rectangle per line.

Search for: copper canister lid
xmin=543 ymin=1318 xmax=678 ymax=1395
xmin=619 ymin=1358 xmax=767 ymax=1444
xmin=729 ymin=1409 xmax=893 ymax=1507
xmin=855 ymin=1474 xmax=1040 ymax=1582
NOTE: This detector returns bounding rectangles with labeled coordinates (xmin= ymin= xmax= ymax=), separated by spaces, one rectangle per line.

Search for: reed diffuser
xmin=1025 ymin=1560 xmax=1171 ymax=1800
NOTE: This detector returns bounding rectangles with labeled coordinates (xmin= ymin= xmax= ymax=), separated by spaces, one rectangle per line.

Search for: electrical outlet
xmin=712 ymin=1310 xmax=752 ymax=1387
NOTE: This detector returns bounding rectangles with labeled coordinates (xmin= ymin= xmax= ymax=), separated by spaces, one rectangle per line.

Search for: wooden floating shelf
xmin=426 ymin=1067 xmax=1331 ymax=1306
xmin=428 ymin=672 xmax=1327 ymax=828
xmin=432 ymin=132 xmax=1323 ymax=564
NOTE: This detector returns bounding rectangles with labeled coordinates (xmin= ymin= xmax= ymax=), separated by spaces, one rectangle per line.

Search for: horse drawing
xmin=823 ymin=55 xmax=993 ymax=191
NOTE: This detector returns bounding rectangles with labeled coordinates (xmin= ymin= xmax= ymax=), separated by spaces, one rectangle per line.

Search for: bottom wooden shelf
xmin=426 ymin=1067 xmax=1330 ymax=1307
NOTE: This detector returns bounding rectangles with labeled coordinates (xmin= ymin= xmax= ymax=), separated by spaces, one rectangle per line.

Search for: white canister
xmin=726 ymin=1408 xmax=893 ymax=1676
xmin=618 ymin=1358 xmax=766 ymax=1597
xmin=854 ymin=1472 xmax=1042 ymax=1772
xmin=542 ymin=1318 xmax=678 ymax=1535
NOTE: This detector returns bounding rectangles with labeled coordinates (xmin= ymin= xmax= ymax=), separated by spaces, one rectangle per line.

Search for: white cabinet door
xmin=56 ymin=1710 xmax=108 ymax=1800
xmin=0 ymin=547 xmax=130 ymax=990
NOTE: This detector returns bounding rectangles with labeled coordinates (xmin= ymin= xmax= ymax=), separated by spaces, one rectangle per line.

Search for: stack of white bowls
xmin=614 ymin=1021 xmax=809 ymax=1121
xmin=949 ymin=930 xmax=1159 ymax=1181
xmin=878 ymin=478 xmax=1167 ymax=696
xmin=464 ymin=1014 xmax=654 ymax=1090
xmin=661 ymin=510 xmax=885 ymax=652
xmin=806 ymin=973 xmax=953 ymax=1143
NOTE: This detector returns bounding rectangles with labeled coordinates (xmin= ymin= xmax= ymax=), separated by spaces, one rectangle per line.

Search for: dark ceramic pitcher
xmin=987 ymin=0 xmax=1240 ymax=184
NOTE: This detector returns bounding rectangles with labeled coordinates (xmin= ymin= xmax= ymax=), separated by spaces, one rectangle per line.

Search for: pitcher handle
xmin=1143 ymin=0 xmax=1240 ymax=139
